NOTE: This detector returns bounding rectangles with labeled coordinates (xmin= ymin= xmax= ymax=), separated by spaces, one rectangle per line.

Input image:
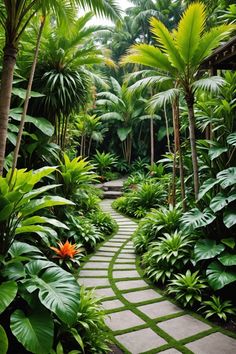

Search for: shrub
xmin=92 ymin=151 xmax=117 ymax=181
xmin=142 ymin=231 xmax=194 ymax=284
xmin=167 ymin=270 xmax=207 ymax=308
xmin=199 ymin=295 xmax=236 ymax=322
xmin=88 ymin=210 xmax=117 ymax=235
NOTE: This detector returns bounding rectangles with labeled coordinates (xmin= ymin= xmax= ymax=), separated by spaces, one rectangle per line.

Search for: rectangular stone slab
xmin=122 ymin=289 xmax=162 ymax=303
xmin=78 ymin=277 xmax=110 ymax=287
xmin=116 ymin=279 xmax=148 ymax=290
xmin=79 ymin=269 xmax=107 ymax=277
xmin=185 ymin=332 xmax=236 ymax=354
xmin=138 ymin=301 xmax=182 ymax=319
xmin=83 ymin=262 xmax=109 ymax=269
xmin=113 ymin=270 xmax=140 ymax=278
xmin=105 ymin=310 xmax=144 ymax=331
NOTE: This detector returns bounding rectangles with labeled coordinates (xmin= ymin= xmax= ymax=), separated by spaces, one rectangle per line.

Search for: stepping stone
xmin=120 ymin=249 xmax=135 ymax=253
xmin=105 ymin=310 xmax=144 ymax=331
xmin=138 ymin=301 xmax=182 ymax=319
xmin=96 ymin=251 xmax=116 ymax=256
xmin=113 ymin=270 xmax=140 ymax=278
xmin=185 ymin=332 xmax=236 ymax=354
xmin=102 ymin=299 xmax=124 ymax=310
xmin=98 ymin=247 xmax=119 ymax=252
xmin=117 ymin=253 xmax=136 ymax=259
xmin=94 ymin=288 xmax=116 ymax=298
xmin=158 ymin=315 xmax=211 ymax=340
xmin=83 ymin=262 xmax=109 ymax=269
xmin=122 ymin=289 xmax=161 ymax=303
xmin=116 ymin=279 xmax=148 ymax=290
xmin=78 ymin=278 xmax=110 ymax=288
xmin=116 ymin=259 xmax=135 ymax=264
xmin=115 ymin=328 xmax=166 ymax=354
xmin=113 ymin=263 xmax=136 ymax=270
xmin=90 ymin=256 xmax=113 ymax=261
xmin=79 ymin=269 xmax=107 ymax=277
xmin=158 ymin=349 xmax=182 ymax=354
xmin=103 ymin=243 xmax=123 ymax=247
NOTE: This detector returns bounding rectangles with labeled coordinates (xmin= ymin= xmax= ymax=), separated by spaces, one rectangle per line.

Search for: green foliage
xmin=167 ymin=270 xmax=207 ymax=307
xmin=87 ymin=210 xmax=117 ymax=235
xmin=0 ymin=325 xmax=8 ymax=354
xmin=92 ymin=150 xmax=117 ymax=181
xmin=143 ymin=231 xmax=194 ymax=284
xmin=66 ymin=214 xmax=103 ymax=250
xmin=194 ymin=239 xmax=225 ymax=262
xmin=199 ymin=295 xmax=236 ymax=322
xmin=57 ymin=153 xmax=98 ymax=201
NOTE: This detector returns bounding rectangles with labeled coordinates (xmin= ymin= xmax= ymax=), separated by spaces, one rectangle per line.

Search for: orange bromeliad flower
xmin=50 ymin=240 xmax=80 ymax=259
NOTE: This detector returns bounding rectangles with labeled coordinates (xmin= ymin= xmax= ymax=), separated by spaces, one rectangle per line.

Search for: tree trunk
xmin=150 ymin=116 xmax=154 ymax=166
xmin=0 ymin=46 xmax=18 ymax=175
xmin=164 ymin=103 xmax=171 ymax=153
xmin=173 ymin=98 xmax=186 ymax=211
xmin=186 ymin=94 xmax=199 ymax=200
xmin=10 ymin=17 xmax=45 ymax=177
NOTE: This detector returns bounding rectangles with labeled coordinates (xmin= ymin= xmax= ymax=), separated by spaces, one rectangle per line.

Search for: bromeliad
xmin=50 ymin=240 xmax=81 ymax=259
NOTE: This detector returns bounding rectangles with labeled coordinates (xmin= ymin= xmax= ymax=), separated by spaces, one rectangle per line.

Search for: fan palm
xmin=121 ymin=2 xmax=235 ymax=199
xmin=0 ymin=0 xmax=121 ymax=175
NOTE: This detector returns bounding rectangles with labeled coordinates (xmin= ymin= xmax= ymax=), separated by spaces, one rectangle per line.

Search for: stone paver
xmin=79 ymin=269 xmax=107 ymax=277
xmin=83 ymin=261 xmax=110 ymax=269
xmin=102 ymin=299 xmax=124 ymax=310
xmin=105 ymin=310 xmax=144 ymax=331
xmin=158 ymin=315 xmax=211 ymax=340
xmin=116 ymin=328 xmax=167 ymax=353
xmin=116 ymin=279 xmax=148 ymax=290
xmin=138 ymin=301 xmax=182 ymax=319
xmin=81 ymin=199 xmax=236 ymax=354
xmin=78 ymin=277 xmax=110 ymax=287
xmin=122 ymin=289 xmax=162 ymax=303
xmin=113 ymin=270 xmax=140 ymax=278
xmin=185 ymin=332 xmax=236 ymax=354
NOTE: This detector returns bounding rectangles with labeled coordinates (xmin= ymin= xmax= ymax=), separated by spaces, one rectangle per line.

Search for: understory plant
xmin=199 ymin=295 xmax=236 ymax=322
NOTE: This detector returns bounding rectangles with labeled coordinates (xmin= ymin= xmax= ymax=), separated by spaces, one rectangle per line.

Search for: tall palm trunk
xmin=173 ymin=97 xmax=186 ymax=211
xmin=11 ymin=17 xmax=46 ymax=177
xmin=186 ymin=93 xmax=199 ymax=200
xmin=164 ymin=103 xmax=171 ymax=153
xmin=150 ymin=116 xmax=154 ymax=166
xmin=0 ymin=45 xmax=18 ymax=175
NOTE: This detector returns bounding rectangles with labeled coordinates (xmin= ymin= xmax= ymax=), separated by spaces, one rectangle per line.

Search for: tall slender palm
xmin=121 ymin=2 xmax=235 ymax=199
xmin=0 ymin=0 xmax=121 ymax=175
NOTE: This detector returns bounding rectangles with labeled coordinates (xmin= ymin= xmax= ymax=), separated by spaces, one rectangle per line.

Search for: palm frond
xmin=150 ymin=17 xmax=185 ymax=72
xmin=175 ymin=2 xmax=206 ymax=64
xmin=147 ymin=88 xmax=180 ymax=112
xmin=99 ymin=112 xmax=123 ymax=121
xmin=192 ymin=76 xmax=226 ymax=93
xmin=77 ymin=0 xmax=121 ymax=22
xmin=121 ymin=44 xmax=174 ymax=74
xmin=128 ymin=76 xmax=172 ymax=94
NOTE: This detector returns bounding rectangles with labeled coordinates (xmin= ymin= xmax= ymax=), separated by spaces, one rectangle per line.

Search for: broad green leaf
xmin=11 ymin=308 xmax=53 ymax=354
xmin=227 ymin=132 xmax=236 ymax=146
xmin=221 ymin=238 xmax=235 ymax=249
xmin=25 ymin=260 xmax=80 ymax=325
xmin=8 ymin=241 xmax=43 ymax=259
xmin=223 ymin=212 xmax=236 ymax=228
xmin=22 ymin=216 xmax=69 ymax=229
xmin=0 ymin=203 xmax=14 ymax=221
xmin=217 ymin=167 xmax=236 ymax=189
xmin=0 ymin=281 xmax=18 ymax=314
xmin=0 ymin=325 xmax=8 ymax=354
xmin=208 ymin=146 xmax=227 ymax=160
xmin=207 ymin=261 xmax=236 ymax=290
xmin=198 ymin=178 xmax=219 ymax=200
xmin=117 ymin=127 xmax=132 ymax=141
xmin=194 ymin=239 xmax=225 ymax=262
xmin=210 ymin=193 xmax=236 ymax=213
xmin=12 ymin=88 xmax=45 ymax=98
xmin=219 ymin=252 xmax=236 ymax=266
xmin=15 ymin=225 xmax=49 ymax=235
xmin=20 ymin=196 xmax=74 ymax=217
xmin=181 ymin=208 xmax=216 ymax=229
xmin=19 ymin=184 xmax=60 ymax=206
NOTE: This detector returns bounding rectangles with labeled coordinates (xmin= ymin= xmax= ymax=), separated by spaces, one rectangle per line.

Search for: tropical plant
xmin=121 ymin=2 xmax=235 ymax=199
xmin=50 ymin=240 xmax=84 ymax=271
xmin=0 ymin=166 xmax=73 ymax=257
xmin=167 ymin=270 xmax=207 ymax=307
xmin=143 ymin=231 xmax=194 ymax=284
xmin=87 ymin=210 xmax=117 ymax=235
xmin=92 ymin=150 xmax=117 ymax=181
xmin=199 ymin=295 xmax=236 ymax=322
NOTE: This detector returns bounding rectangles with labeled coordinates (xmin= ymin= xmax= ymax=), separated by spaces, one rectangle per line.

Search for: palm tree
xmin=0 ymin=0 xmax=121 ymax=175
xmin=121 ymin=2 xmax=235 ymax=199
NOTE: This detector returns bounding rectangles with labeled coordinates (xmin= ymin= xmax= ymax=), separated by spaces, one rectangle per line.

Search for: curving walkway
xmin=79 ymin=199 xmax=236 ymax=354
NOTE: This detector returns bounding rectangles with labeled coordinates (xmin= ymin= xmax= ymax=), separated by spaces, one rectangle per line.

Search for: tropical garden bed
xmin=0 ymin=0 xmax=236 ymax=353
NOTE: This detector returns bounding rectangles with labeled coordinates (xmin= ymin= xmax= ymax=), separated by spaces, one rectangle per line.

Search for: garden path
xmin=79 ymin=199 xmax=236 ymax=354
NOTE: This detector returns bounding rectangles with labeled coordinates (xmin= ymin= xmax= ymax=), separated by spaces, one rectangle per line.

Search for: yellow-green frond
xmin=192 ymin=24 xmax=236 ymax=66
xmin=175 ymin=2 xmax=206 ymax=64
xmin=120 ymin=44 xmax=174 ymax=74
xmin=150 ymin=17 xmax=185 ymax=72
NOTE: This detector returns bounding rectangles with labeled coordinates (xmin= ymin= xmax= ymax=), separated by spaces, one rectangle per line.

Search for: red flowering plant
xmin=50 ymin=240 xmax=84 ymax=271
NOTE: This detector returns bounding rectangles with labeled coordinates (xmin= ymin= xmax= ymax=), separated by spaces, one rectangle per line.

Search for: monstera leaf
xmin=194 ymin=239 xmax=225 ymax=262
xmin=219 ymin=252 xmax=236 ymax=266
xmin=11 ymin=307 xmax=53 ymax=354
xmin=0 ymin=281 xmax=18 ymax=314
xmin=206 ymin=261 xmax=236 ymax=290
xmin=198 ymin=178 xmax=219 ymax=200
xmin=25 ymin=260 xmax=80 ymax=325
xmin=223 ymin=212 xmax=236 ymax=228
xmin=227 ymin=132 xmax=236 ymax=146
xmin=181 ymin=208 xmax=216 ymax=229
xmin=0 ymin=325 xmax=8 ymax=354
xmin=208 ymin=145 xmax=227 ymax=160
xmin=217 ymin=167 xmax=236 ymax=189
